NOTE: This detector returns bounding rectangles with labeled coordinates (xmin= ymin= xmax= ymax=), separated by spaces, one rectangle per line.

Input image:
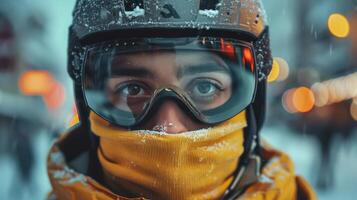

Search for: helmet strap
xmin=221 ymin=105 xmax=262 ymax=200
xmin=73 ymin=82 xmax=104 ymax=183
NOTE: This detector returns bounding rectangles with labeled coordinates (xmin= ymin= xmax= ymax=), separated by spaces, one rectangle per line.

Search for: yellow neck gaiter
xmin=90 ymin=111 xmax=247 ymax=200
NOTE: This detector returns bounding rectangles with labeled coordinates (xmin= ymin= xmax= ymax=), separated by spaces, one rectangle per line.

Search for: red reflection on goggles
xmin=220 ymin=38 xmax=236 ymax=61
xmin=243 ymin=47 xmax=254 ymax=72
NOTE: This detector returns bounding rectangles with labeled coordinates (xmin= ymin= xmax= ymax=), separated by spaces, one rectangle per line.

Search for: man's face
xmin=106 ymin=50 xmax=233 ymax=133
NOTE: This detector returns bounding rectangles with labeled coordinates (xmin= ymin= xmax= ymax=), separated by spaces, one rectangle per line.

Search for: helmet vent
xmin=124 ymin=0 xmax=144 ymax=11
xmin=199 ymin=0 xmax=222 ymax=10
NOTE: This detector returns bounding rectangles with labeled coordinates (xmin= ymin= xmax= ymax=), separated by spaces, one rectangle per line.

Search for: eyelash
xmin=188 ymin=78 xmax=224 ymax=90
xmin=114 ymin=81 xmax=151 ymax=93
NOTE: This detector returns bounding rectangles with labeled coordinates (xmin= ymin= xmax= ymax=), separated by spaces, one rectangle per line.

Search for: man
xmin=47 ymin=0 xmax=317 ymax=199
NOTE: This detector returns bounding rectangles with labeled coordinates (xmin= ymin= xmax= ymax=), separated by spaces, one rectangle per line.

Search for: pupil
xmin=128 ymin=85 xmax=141 ymax=95
xmin=198 ymin=83 xmax=212 ymax=94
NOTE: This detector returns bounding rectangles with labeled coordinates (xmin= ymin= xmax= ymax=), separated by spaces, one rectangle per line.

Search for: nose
xmin=140 ymin=100 xmax=205 ymax=134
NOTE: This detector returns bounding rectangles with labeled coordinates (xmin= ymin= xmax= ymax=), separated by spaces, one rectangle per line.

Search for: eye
xmin=116 ymin=82 xmax=149 ymax=97
xmin=194 ymin=82 xmax=217 ymax=95
xmin=108 ymin=81 xmax=153 ymax=112
xmin=188 ymin=79 xmax=223 ymax=100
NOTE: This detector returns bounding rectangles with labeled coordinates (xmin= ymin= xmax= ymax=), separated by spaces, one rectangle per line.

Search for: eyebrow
xmin=177 ymin=63 xmax=230 ymax=79
xmin=111 ymin=67 xmax=155 ymax=78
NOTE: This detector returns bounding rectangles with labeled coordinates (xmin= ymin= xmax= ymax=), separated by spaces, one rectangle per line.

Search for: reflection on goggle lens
xmin=105 ymin=51 xmax=233 ymax=114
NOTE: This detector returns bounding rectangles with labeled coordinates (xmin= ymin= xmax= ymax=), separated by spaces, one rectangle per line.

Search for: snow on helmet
xmin=72 ymin=0 xmax=267 ymax=38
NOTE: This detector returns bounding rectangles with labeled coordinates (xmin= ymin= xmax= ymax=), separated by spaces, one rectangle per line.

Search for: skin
xmin=106 ymin=50 xmax=233 ymax=134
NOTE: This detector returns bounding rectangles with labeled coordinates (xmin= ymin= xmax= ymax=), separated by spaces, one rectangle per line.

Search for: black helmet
xmin=69 ymin=0 xmax=272 ymax=126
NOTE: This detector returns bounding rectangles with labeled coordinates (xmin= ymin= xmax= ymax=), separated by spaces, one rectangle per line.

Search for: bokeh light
xmin=275 ymin=57 xmax=290 ymax=82
xmin=18 ymin=70 xmax=66 ymax=111
xmin=268 ymin=58 xmax=280 ymax=83
xmin=18 ymin=70 xmax=55 ymax=96
xmin=292 ymin=87 xmax=315 ymax=113
xmin=282 ymin=88 xmax=298 ymax=113
xmin=311 ymin=82 xmax=329 ymax=107
xmin=328 ymin=13 xmax=350 ymax=38
xmin=311 ymin=73 xmax=357 ymax=107
xmin=43 ymin=81 xmax=65 ymax=110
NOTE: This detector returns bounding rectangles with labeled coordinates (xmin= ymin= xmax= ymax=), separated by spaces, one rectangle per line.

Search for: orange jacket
xmin=47 ymin=127 xmax=317 ymax=200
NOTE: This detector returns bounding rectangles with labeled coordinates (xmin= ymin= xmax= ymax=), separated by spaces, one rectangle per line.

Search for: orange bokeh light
xmin=43 ymin=82 xmax=65 ymax=110
xmin=282 ymin=88 xmax=298 ymax=113
xmin=268 ymin=59 xmax=280 ymax=83
xmin=18 ymin=71 xmax=55 ymax=96
xmin=292 ymin=87 xmax=315 ymax=113
xmin=19 ymin=70 xmax=66 ymax=111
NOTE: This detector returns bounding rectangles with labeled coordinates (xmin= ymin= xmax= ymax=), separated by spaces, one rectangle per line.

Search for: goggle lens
xmin=83 ymin=37 xmax=256 ymax=127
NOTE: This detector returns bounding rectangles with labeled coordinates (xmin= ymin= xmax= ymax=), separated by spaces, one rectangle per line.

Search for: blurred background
xmin=0 ymin=0 xmax=356 ymax=199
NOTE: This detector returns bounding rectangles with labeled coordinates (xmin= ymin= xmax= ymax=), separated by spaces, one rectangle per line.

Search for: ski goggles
xmin=82 ymin=37 xmax=257 ymax=127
